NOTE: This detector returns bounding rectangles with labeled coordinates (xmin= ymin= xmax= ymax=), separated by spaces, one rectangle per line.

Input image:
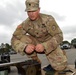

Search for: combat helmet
xmin=25 ymin=0 xmax=39 ymax=11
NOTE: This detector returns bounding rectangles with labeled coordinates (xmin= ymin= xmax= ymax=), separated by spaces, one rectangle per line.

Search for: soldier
xmin=11 ymin=0 xmax=68 ymax=74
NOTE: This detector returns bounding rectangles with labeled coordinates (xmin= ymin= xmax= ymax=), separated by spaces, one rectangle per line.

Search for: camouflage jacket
xmin=11 ymin=13 xmax=63 ymax=55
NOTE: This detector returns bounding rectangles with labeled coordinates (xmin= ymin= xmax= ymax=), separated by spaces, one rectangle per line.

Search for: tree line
xmin=0 ymin=43 xmax=14 ymax=54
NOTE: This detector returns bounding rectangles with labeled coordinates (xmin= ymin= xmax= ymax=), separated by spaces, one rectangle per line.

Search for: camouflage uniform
xmin=11 ymin=0 xmax=67 ymax=71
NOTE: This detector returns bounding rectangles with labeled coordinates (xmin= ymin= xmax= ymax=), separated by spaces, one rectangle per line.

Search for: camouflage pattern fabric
xmin=11 ymin=13 xmax=67 ymax=71
xmin=25 ymin=0 xmax=39 ymax=11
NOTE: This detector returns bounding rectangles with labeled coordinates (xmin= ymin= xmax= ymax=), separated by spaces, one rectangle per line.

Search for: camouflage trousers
xmin=21 ymin=35 xmax=67 ymax=71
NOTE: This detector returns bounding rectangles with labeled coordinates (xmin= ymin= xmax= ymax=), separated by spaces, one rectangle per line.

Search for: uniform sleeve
xmin=11 ymin=23 xmax=27 ymax=55
xmin=41 ymin=17 xmax=63 ymax=54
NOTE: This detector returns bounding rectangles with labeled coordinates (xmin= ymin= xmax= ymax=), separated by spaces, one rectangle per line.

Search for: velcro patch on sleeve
xmin=17 ymin=25 xmax=22 ymax=29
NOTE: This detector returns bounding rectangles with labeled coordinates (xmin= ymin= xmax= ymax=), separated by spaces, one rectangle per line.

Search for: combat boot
xmin=44 ymin=65 xmax=76 ymax=75
xmin=58 ymin=65 xmax=76 ymax=75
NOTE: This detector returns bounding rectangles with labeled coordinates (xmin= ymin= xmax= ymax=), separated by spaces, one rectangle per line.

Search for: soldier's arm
xmin=11 ymin=23 xmax=27 ymax=55
xmin=41 ymin=17 xmax=63 ymax=54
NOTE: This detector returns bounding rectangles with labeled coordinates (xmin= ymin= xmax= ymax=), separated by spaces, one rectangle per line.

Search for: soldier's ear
xmin=38 ymin=8 xmax=40 ymax=12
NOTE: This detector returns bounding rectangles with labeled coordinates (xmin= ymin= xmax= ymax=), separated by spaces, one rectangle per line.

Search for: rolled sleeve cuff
xmin=13 ymin=40 xmax=27 ymax=55
xmin=41 ymin=43 xmax=53 ymax=55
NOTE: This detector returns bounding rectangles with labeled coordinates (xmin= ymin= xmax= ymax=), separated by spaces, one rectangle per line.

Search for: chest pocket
xmin=27 ymin=23 xmax=48 ymax=38
xmin=27 ymin=24 xmax=35 ymax=36
xmin=33 ymin=24 xmax=48 ymax=38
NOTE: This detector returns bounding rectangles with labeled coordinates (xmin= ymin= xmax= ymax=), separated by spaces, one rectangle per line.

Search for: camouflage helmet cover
xmin=25 ymin=0 xmax=39 ymax=11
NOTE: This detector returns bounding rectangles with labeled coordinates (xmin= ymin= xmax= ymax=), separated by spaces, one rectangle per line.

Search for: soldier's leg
xmin=20 ymin=35 xmax=41 ymax=63
xmin=44 ymin=47 xmax=76 ymax=75
xmin=44 ymin=46 xmax=67 ymax=75
xmin=31 ymin=55 xmax=41 ymax=63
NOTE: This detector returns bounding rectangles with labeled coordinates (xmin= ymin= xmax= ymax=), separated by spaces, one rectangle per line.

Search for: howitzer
xmin=0 ymin=60 xmax=76 ymax=75
xmin=0 ymin=43 xmax=11 ymax=73
xmin=0 ymin=60 xmax=41 ymax=75
xmin=0 ymin=61 xmax=25 ymax=67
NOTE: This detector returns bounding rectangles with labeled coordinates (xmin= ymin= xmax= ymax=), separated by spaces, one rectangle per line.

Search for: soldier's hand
xmin=25 ymin=44 xmax=35 ymax=54
xmin=35 ymin=44 xmax=44 ymax=52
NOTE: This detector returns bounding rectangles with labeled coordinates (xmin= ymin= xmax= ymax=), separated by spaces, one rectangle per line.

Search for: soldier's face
xmin=27 ymin=8 xmax=40 ymax=20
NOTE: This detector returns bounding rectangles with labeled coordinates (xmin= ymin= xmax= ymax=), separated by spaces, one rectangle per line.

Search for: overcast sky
xmin=0 ymin=0 xmax=76 ymax=45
